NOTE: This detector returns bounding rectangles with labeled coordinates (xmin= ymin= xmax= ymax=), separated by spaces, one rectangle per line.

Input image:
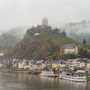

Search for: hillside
xmin=1 ymin=20 xmax=90 ymax=53
xmin=0 ymin=27 xmax=27 ymax=52
xmin=4 ymin=25 xmax=80 ymax=60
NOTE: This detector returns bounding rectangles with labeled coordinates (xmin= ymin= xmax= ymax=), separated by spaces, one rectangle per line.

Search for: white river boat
xmin=60 ymin=74 xmax=86 ymax=82
xmin=39 ymin=70 xmax=55 ymax=77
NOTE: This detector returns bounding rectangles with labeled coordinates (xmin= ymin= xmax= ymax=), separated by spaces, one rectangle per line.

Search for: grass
xmin=86 ymin=77 xmax=90 ymax=81
xmin=38 ymin=34 xmax=81 ymax=46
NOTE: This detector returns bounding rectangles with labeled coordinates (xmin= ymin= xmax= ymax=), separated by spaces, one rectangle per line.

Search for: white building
xmin=63 ymin=44 xmax=78 ymax=55
xmin=34 ymin=33 xmax=40 ymax=36
xmin=0 ymin=53 xmax=4 ymax=56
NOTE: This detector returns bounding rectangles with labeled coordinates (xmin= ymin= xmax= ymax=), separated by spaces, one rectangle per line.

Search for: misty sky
xmin=0 ymin=0 xmax=90 ymax=29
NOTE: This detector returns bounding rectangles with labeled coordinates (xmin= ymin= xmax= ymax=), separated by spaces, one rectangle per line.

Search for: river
xmin=0 ymin=72 xmax=89 ymax=90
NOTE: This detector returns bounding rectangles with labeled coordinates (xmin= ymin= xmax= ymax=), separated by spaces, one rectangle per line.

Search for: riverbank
xmin=0 ymin=68 xmax=40 ymax=74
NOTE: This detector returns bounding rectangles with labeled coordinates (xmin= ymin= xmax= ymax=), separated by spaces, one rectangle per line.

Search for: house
xmin=0 ymin=53 xmax=4 ymax=56
xmin=63 ymin=44 xmax=78 ymax=55
xmin=65 ymin=59 xmax=80 ymax=71
xmin=59 ymin=60 xmax=66 ymax=71
xmin=80 ymin=62 xmax=86 ymax=68
xmin=18 ymin=60 xmax=25 ymax=69
xmin=52 ymin=60 xmax=60 ymax=69
xmin=43 ymin=61 xmax=51 ymax=69
xmin=30 ymin=60 xmax=36 ymax=70
xmin=24 ymin=60 xmax=31 ymax=69
xmin=65 ymin=59 xmax=73 ymax=70
xmin=86 ymin=71 xmax=90 ymax=78
xmin=52 ymin=63 xmax=58 ymax=69
xmin=75 ymin=59 xmax=86 ymax=68
xmin=35 ymin=60 xmax=45 ymax=70
xmin=12 ymin=59 xmax=19 ymax=69
xmin=86 ymin=60 xmax=90 ymax=71
xmin=0 ymin=61 xmax=2 ymax=68
xmin=2 ymin=60 xmax=9 ymax=68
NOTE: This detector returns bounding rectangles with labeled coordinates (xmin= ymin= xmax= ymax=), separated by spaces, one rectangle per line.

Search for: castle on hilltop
xmin=26 ymin=18 xmax=66 ymax=37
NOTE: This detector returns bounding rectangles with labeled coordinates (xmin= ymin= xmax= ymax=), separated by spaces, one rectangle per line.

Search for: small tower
xmin=42 ymin=18 xmax=48 ymax=26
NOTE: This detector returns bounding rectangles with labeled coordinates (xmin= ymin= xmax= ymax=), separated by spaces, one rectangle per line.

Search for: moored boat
xmin=39 ymin=70 xmax=55 ymax=77
xmin=60 ymin=74 xmax=86 ymax=82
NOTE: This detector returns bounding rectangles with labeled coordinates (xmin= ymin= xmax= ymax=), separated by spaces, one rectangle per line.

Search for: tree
xmin=83 ymin=39 xmax=86 ymax=48
xmin=53 ymin=28 xmax=60 ymax=33
xmin=79 ymin=48 xmax=90 ymax=58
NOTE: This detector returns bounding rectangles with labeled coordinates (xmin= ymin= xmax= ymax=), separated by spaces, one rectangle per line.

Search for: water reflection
xmin=0 ymin=72 xmax=89 ymax=90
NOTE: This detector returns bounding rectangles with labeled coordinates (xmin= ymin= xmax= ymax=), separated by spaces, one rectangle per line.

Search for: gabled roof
xmin=63 ymin=44 xmax=77 ymax=49
xmin=36 ymin=60 xmax=44 ymax=64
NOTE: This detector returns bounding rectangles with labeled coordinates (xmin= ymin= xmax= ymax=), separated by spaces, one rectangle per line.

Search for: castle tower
xmin=42 ymin=18 xmax=48 ymax=26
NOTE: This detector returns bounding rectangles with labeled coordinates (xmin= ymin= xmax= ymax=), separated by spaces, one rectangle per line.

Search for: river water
xmin=0 ymin=72 xmax=89 ymax=90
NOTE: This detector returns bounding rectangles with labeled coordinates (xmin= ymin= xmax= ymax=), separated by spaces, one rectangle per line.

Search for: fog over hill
xmin=0 ymin=19 xmax=90 ymax=53
xmin=61 ymin=20 xmax=90 ymax=43
xmin=0 ymin=26 xmax=28 ymax=52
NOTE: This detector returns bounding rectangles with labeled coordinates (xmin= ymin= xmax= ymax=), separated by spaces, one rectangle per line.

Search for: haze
xmin=0 ymin=0 xmax=90 ymax=30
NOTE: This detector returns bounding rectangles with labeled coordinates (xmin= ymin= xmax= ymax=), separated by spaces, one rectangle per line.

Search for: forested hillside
xmin=4 ymin=25 xmax=80 ymax=60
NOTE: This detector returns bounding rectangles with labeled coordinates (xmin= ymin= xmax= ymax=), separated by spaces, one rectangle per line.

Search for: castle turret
xmin=42 ymin=18 xmax=48 ymax=26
